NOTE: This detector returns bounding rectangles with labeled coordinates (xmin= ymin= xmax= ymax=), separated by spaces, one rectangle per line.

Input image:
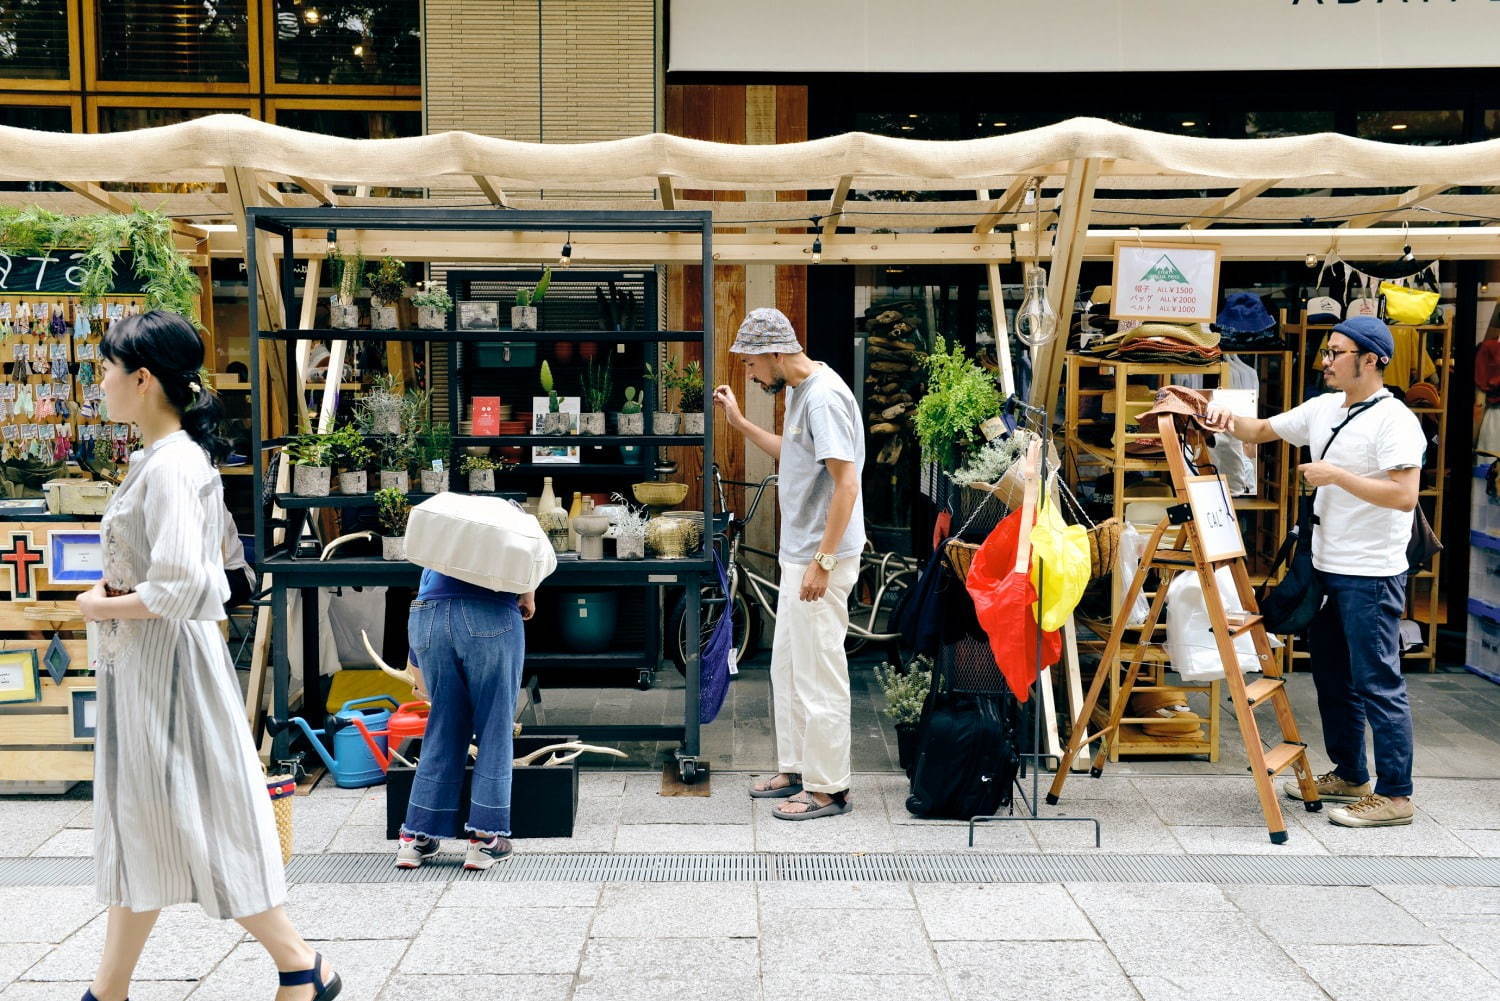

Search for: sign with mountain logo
xmin=1111 ymin=241 xmax=1220 ymax=323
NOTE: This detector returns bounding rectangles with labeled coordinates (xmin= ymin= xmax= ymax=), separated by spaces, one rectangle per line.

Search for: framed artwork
xmin=456 ymin=300 xmax=499 ymax=331
xmin=70 ymin=688 xmax=98 ymax=740
xmin=0 ymin=649 xmax=42 ymax=705
xmin=1110 ymin=241 xmax=1221 ymax=323
xmin=48 ymin=531 xmax=104 ymax=584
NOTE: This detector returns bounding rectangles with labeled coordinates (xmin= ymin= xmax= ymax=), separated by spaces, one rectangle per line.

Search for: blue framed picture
xmin=48 ymin=532 xmax=103 ymax=584
xmin=71 ymin=688 xmax=98 ymax=740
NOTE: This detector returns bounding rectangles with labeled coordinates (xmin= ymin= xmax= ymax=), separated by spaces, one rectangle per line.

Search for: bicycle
xmin=666 ymin=467 xmax=921 ymax=670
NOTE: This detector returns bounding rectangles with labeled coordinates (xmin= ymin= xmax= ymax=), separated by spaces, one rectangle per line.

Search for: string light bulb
xmin=559 ymin=236 xmax=573 ymax=267
xmin=1015 ymin=264 xmax=1058 ymax=348
xmin=810 ymin=235 xmax=822 ymax=265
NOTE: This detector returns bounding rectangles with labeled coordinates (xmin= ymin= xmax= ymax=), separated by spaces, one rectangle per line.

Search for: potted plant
xmin=411 ymin=280 xmax=452 ymax=330
xmin=875 ymin=658 xmax=931 ymax=772
xmin=611 ymin=493 xmax=649 ymax=560
xmin=416 ymin=422 xmax=452 ymax=493
xmin=538 ymin=360 xmax=570 ymax=435
xmin=367 ymin=256 xmax=406 ymax=329
xmin=616 ymin=385 xmax=645 ymax=436
xmin=326 ymin=245 xmax=364 ymax=329
xmin=376 ymin=434 xmax=414 ymax=492
xmin=327 ymin=424 xmax=374 ymax=495
xmin=674 ymin=360 xmax=706 ymax=436
xmin=375 ymin=487 xmax=411 ymax=561
xmin=644 ymin=364 xmax=679 ymax=435
xmin=912 ymin=335 xmax=1003 ymax=472
xmin=579 ymin=360 xmax=611 ymax=436
xmin=285 ymin=432 xmax=333 ymax=497
xmin=461 ymin=453 xmax=501 ymax=492
xmin=356 ymin=373 xmax=405 ymax=437
xmin=512 ymin=268 xmax=551 ymax=332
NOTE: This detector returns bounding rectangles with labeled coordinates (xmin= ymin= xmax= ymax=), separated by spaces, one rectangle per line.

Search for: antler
xmin=513 ymin=742 xmax=628 ymax=767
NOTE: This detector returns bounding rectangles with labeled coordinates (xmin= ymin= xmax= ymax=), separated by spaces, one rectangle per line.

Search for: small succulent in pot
xmin=512 ymin=268 xmax=551 ymax=331
xmin=327 ymin=423 xmax=374 ymax=495
xmin=326 ymin=244 xmax=363 ymax=329
xmin=538 ymin=360 xmax=570 ymax=435
xmin=460 ymin=453 xmax=502 ymax=492
xmin=415 ymin=421 xmax=452 ymax=493
xmin=579 ymin=360 xmax=611 ymax=435
xmin=367 ymin=256 xmax=406 ymax=328
xmin=616 ymin=385 xmax=644 ymax=435
xmin=285 ymin=432 xmax=333 ymax=496
xmin=644 ymin=364 xmax=679 ymax=435
xmin=375 ymin=433 xmax=414 ymax=492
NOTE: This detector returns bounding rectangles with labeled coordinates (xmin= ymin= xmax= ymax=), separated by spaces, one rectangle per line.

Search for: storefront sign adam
xmin=0 ymin=250 xmax=146 ymax=296
xmin=1110 ymin=241 xmax=1221 ymax=324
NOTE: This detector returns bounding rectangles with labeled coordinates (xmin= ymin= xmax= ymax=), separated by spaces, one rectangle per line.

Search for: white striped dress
xmin=93 ymin=430 xmax=285 ymax=920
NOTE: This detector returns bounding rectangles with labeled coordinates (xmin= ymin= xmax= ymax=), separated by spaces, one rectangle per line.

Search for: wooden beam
xmin=822 ymin=175 xmax=852 ymax=237
xmin=1030 ymin=157 xmax=1102 ymax=409
xmin=473 ymin=175 xmax=510 ymax=208
xmin=985 ymin=261 xmax=1016 ymax=397
xmin=974 ymin=177 xmax=1032 ymax=236
xmin=1183 ymin=178 xmax=1280 ymax=229
xmin=59 ymin=180 xmax=209 ymax=239
xmin=287 ymin=175 xmax=339 ymax=207
xmin=657 ymin=175 xmax=676 ymax=210
xmin=1342 ymin=183 xmax=1450 ymax=229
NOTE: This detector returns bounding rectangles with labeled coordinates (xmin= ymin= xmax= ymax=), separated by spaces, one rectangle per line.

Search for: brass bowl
xmin=632 ymin=481 xmax=688 ymax=507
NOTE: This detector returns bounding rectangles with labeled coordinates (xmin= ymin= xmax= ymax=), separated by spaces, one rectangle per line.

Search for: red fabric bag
xmin=965 ymin=508 xmax=1061 ymax=702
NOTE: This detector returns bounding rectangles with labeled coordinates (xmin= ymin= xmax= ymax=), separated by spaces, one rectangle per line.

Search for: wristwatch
xmin=813 ymin=551 xmax=839 ymax=572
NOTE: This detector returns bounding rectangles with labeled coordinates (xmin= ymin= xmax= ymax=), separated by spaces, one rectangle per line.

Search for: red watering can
xmin=351 ymin=700 xmax=431 ymax=772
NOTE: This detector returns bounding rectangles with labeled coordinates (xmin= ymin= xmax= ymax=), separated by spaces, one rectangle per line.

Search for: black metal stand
xmin=967 ymin=396 xmax=1101 ymax=848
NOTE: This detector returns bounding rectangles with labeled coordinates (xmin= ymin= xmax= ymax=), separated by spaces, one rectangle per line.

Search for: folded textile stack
xmin=1109 ymin=322 xmax=1222 ymax=365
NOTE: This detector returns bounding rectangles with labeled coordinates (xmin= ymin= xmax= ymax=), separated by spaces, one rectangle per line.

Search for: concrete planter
xmin=292 ymin=465 xmax=331 ymax=496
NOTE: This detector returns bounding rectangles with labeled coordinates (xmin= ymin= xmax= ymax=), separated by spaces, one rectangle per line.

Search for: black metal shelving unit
xmin=248 ymin=207 xmax=715 ymax=782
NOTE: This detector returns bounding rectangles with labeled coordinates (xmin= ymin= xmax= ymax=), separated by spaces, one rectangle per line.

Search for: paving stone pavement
xmin=0 ymin=666 xmax=1495 ymax=998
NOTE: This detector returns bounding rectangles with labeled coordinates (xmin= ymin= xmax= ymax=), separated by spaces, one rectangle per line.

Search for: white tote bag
xmin=405 ymin=492 xmax=558 ymax=594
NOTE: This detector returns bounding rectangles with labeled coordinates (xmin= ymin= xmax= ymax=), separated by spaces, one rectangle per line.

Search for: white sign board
xmin=670 ymin=0 xmax=1500 ymax=73
xmin=1111 ymin=242 xmax=1221 ymax=324
xmin=1185 ymin=476 xmax=1245 ymax=563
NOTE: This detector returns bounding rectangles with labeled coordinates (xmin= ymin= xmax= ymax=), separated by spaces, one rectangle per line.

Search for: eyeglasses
xmin=1320 ymin=348 xmax=1361 ymax=361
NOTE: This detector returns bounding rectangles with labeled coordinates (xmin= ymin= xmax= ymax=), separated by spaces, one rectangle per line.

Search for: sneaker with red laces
xmin=395 ymin=833 xmax=439 ymax=869
xmin=463 ymin=834 xmax=514 ymax=870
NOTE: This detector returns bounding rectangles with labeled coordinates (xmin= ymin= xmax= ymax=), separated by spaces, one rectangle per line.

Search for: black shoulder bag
xmin=1259 ymin=397 xmax=1383 ymax=635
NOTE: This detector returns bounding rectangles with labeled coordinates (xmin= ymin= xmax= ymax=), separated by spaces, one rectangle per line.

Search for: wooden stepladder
xmin=1047 ymin=414 xmax=1322 ymax=843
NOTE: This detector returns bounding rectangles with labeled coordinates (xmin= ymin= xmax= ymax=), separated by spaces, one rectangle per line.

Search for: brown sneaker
xmin=1284 ymin=770 xmax=1372 ymax=804
xmin=1327 ymin=794 xmax=1415 ymax=828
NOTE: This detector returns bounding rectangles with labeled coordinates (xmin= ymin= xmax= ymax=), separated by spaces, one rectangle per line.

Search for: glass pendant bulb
xmin=1015 ymin=264 xmax=1058 ymax=347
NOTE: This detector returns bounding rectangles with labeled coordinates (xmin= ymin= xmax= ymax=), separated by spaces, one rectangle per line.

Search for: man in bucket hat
xmin=714 ymin=307 xmax=865 ymax=820
xmin=1205 ymin=315 xmax=1426 ymax=828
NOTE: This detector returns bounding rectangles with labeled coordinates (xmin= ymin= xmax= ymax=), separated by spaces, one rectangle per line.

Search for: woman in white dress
xmin=77 ymin=311 xmax=339 ymax=1001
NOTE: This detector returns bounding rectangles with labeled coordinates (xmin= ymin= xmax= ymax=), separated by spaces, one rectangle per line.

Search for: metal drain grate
xmin=4 ymin=852 xmax=1499 ymax=887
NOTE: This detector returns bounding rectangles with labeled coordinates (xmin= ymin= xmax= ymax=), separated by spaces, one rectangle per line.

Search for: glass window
xmin=97 ymin=1 xmax=250 ymax=83
xmin=274 ymin=106 xmax=421 ymax=139
xmin=97 ymin=105 xmax=250 ymax=133
xmin=1246 ymin=111 xmax=1335 ymax=139
xmin=0 ymin=104 xmax=71 ymax=131
xmin=854 ymin=111 xmax=963 ymax=140
xmin=274 ymin=0 xmax=419 ymax=86
xmin=0 ymin=0 xmax=70 ymax=80
xmin=1356 ymin=110 xmax=1464 ymax=146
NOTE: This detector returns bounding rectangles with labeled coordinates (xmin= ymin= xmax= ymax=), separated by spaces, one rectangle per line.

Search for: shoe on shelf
xmin=1327 ymin=794 xmax=1415 ymax=828
xmin=394 ymin=833 xmax=439 ymax=869
xmin=463 ymin=834 xmax=514 ymax=871
xmin=1284 ymin=770 xmax=1372 ymax=804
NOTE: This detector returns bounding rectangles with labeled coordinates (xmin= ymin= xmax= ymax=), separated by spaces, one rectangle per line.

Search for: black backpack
xmin=900 ymin=681 xmax=1020 ymax=822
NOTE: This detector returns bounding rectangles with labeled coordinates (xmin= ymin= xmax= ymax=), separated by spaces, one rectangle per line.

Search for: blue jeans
xmin=403 ymin=597 xmax=524 ymax=838
xmin=1307 ymin=570 xmax=1413 ymax=798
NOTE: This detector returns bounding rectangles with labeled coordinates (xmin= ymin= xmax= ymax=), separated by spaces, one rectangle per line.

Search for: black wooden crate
xmin=385 ymin=733 xmax=580 ymax=839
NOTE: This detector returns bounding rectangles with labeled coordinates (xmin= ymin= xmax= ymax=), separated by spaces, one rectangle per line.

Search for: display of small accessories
xmin=0 ymin=297 xmax=139 ymax=471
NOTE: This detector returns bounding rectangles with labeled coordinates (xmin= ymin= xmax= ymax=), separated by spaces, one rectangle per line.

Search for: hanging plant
xmin=0 ymin=205 xmax=202 ymax=323
xmin=912 ymin=336 xmax=1002 ymax=471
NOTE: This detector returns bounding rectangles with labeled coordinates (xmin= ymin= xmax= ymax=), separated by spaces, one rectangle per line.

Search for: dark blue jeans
xmin=1307 ymin=570 xmax=1413 ymax=798
xmin=403 ymin=597 xmax=524 ymax=838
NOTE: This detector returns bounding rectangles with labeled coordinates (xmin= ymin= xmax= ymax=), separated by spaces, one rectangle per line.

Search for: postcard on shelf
xmin=471 ymin=396 xmax=501 ymax=437
xmin=457 ymin=301 xmax=499 ymax=331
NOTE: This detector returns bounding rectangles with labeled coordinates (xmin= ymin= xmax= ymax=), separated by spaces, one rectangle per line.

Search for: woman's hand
xmin=76 ymin=583 xmax=109 ymax=623
xmin=519 ymin=591 xmax=536 ymax=621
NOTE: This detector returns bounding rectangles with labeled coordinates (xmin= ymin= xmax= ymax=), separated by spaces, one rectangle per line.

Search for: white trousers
xmin=771 ymin=558 xmax=860 ymax=793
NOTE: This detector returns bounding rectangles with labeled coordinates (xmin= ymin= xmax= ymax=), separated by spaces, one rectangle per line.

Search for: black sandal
xmin=82 ymin=991 xmax=125 ymax=1001
xmin=279 ymin=952 xmax=342 ymax=1000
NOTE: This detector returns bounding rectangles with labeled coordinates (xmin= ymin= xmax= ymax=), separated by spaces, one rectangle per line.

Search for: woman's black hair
xmin=102 ymin=310 xmax=230 ymax=463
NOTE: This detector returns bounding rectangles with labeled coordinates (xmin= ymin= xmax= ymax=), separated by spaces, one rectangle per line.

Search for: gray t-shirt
xmin=777 ymin=363 xmax=866 ymax=563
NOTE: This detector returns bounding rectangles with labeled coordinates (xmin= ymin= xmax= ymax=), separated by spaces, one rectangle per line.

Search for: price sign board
xmin=1111 ymin=241 xmax=1220 ymax=323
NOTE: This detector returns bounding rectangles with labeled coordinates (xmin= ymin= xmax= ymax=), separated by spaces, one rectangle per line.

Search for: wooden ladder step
xmin=1150 ymin=552 xmax=1197 ymax=568
xmin=1258 ymin=741 xmax=1307 ymax=777
xmin=1241 ymin=677 xmax=1285 ymax=707
xmin=1222 ymin=614 xmax=1264 ymax=638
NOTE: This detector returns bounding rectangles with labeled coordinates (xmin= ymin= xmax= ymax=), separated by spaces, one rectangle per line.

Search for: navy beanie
xmin=1332 ymin=315 xmax=1394 ymax=362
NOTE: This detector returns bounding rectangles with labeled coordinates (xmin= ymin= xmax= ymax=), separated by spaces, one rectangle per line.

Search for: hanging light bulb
xmin=810 ymin=235 xmax=822 ymax=265
xmin=1015 ymin=264 xmax=1058 ymax=347
xmin=559 ymin=237 xmax=573 ymax=267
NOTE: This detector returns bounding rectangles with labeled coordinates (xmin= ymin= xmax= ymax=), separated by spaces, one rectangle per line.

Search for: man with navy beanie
xmin=1205 ymin=314 xmax=1426 ymax=828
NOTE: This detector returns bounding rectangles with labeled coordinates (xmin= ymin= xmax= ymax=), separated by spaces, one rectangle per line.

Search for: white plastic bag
xmin=1165 ymin=567 xmax=1263 ymax=682
xmin=1116 ymin=523 xmax=1150 ymax=626
xmin=328 ymin=585 xmax=388 ymax=668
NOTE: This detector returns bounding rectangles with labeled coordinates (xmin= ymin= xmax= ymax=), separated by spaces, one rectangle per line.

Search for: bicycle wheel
xmin=667 ymin=583 xmax=757 ymax=673
xmin=845 ymin=566 xmax=914 ymax=657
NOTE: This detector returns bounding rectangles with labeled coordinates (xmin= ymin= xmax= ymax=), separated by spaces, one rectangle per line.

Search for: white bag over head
xmin=405 ymin=492 xmax=558 ymax=594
